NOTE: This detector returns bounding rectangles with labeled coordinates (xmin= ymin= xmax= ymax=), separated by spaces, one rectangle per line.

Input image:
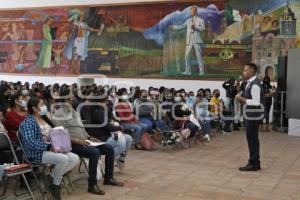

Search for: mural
xmin=0 ymin=0 xmax=299 ymax=80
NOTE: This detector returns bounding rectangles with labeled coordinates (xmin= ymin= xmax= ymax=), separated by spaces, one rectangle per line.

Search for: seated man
xmin=52 ymin=87 xmax=123 ymax=196
xmin=81 ymin=90 xmax=132 ymax=172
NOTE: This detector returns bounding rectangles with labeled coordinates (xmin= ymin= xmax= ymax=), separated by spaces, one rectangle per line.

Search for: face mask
xmin=141 ymin=96 xmax=148 ymax=101
xmin=110 ymin=92 xmax=116 ymax=97
xmin=174 ymin=96 xmax=181 ymax=102
xmin=121 ymin=95 xmax=129 ymax=100
xmin=21 ymin=100 xmax=27 ymax=108
xmin=39 ymin=105 xmax=48 ymax=116
xmin=22 ymin=89 xmax=29 ymax=96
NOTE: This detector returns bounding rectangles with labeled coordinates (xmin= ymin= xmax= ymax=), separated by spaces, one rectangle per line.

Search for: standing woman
xmin=36 ymin=16 xmax=54 ymax=68
xmin=262 ymin=76 xmax=275 ymax=132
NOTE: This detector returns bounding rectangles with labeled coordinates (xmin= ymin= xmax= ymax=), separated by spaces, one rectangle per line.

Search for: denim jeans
xmin=71 ymin=143 xmax=114 ymax=186
xmin=122 ymin=122 xmax=147 ymax=144
xmin=42 ymin=151 xmax=79 ymax=185
xmin=186 ymin=121 xmax=199 ymax=137
xmin=139 ymin=117 xmax=166 ymax=132
xmin=106 ymin=134 xmax=132 ymax=159
xmin=199 ymin=120 xmax=211 ymax=135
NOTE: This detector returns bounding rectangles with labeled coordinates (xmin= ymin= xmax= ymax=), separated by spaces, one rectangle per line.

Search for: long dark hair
xmin=9 ymin=92 xmax=22 ymax=108
xmin=27 ymin=97 xmax=42 ymax=115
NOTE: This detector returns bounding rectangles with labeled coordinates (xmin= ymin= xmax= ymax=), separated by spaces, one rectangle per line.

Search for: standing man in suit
xmin=235 ymin=63 xmax=264 ymax=171
xmin=170 ymin=6 xmax=205 ymax=76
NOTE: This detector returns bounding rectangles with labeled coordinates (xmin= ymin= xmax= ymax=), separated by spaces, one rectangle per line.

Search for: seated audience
xmin=19 ymin=97 xmax=79 ymax=200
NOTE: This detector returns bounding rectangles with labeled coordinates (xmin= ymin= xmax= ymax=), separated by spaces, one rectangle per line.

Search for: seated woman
xmin=4 ymin=93 xmax=27 ymax=142
xmin=173 ymin=92 xmax=199 ymax=138
xmin=19 ymin=97 xmax=79 ymax=200
xmin=194 ymin=92 xmax=211 ymax=142
xmin=135 ymin=90 xmax=166 ymax=132
xmin=84 ymin=91 xmax=132 ymax=172
xmin=161 ymin=91 xmax=174 ymax=129
xmin=115 ymin=88 xmax=147 ymax=150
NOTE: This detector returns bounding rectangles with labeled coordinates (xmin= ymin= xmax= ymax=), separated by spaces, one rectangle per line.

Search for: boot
xmin=50 ymin=184 xmax=61 ymax=200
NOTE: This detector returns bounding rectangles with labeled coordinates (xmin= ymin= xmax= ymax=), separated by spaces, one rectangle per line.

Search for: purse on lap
xmin=49 ymin=127 xmax=72 ymax=153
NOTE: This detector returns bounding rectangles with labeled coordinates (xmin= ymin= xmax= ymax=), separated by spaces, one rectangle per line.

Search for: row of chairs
xmin=0 ymin=131 xmax=84 ymax=200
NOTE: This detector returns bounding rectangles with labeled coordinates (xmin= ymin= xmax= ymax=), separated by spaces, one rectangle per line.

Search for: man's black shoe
xmin=103 ymin=178 xmax=124 ymax=186
xmin=239 ymin=163 xmax=261 ymax=171
xmin=88 ymin=184 xmax=105 ymax=195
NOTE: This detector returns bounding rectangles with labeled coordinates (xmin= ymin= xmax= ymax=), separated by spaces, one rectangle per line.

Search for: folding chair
xmin=0 ymin=131 xmax=43 ymax=200
xmin=17 ymin=131 xmax=74 ymax=196
xmin=78 ymin=157 xmax=104 ymax=178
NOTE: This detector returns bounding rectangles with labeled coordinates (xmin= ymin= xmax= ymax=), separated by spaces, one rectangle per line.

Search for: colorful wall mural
xmin=0 ymin=0 xmax=299 ymax=80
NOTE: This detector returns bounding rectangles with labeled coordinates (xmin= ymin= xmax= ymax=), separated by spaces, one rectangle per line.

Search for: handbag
xmin=140 ymin=132 xmax=156 ymax=150
xmin=179 ymin=121 xmax=190 ymax=139
xmin=49 ymin=127 xmax=72 ymax=153
xmin=152 ymin=129 xmax=163 ymax=143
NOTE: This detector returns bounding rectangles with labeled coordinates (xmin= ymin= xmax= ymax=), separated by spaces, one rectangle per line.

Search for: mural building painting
xmin=0 ymin=0 xmax=299 ymax=80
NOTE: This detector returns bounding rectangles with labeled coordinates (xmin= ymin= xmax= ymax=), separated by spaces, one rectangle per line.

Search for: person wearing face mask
xmin=84 ymin=91 xmax=133 ymax=173
xmin=135 ymin=90 xmax=166 ymax=132
xmin=173 ymin=92 xmax=199 ymax=138
xmin=52 ymin=88 xmax=124 ymax=196
xmin=3 ymin=93 xmax=28 ymax=142
xmin=19 ymin=97 xmax=79 ymax=200
xmin=21 ymin=88 xmax=30 ymax=100
xmin=108 ymin=87 xmax=118 ymax=106
xmin=210 ymin=89 xmax=221 ymax=115
xmin=210 ymin=89 xmax=233 ymax=134
xmin=195 ymin=92 xmax=211 ymax=142
xmin=186 ymin=92 xmax=196 ymax=108
xmin=115 ymin=89 xmax=148 ymax=150
xmin=162 ymin=92 xmax=175 ymax=129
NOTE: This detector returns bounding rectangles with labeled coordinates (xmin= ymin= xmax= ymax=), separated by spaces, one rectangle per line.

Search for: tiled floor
xmin=59 ymin=130 xmax=300 ymax=200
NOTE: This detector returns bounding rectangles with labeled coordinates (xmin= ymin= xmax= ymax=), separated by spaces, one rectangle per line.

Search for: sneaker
xmin=222 ymin=129 xmax=232 ymax=134
xmin=203 ymin=134 xmax=211 ymax=142
xmin=182 ymin=71 xmax=191 ymax=75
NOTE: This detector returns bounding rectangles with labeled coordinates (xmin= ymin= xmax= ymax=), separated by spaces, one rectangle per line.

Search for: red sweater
xmin=4 ymin=110 xmax=26 ymax=141
xmin=115 ymin=102 xmax=137 ymax=123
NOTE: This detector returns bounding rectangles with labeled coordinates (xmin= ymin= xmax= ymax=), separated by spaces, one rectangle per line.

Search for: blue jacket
xmin=19 ymin=115 xmax=50 ymax=164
